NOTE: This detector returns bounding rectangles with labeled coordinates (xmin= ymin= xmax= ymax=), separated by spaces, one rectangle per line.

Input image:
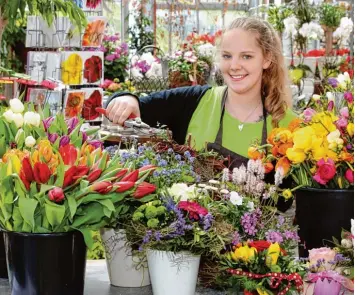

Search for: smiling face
xmin=219 ymin=28 xmax=271 ymax=96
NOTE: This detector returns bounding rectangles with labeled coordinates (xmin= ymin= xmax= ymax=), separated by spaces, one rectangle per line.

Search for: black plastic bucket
xmin=295 ymin=188 xmax=354 ymax=257
xmin=4 ymin=231 xmax=87 ymax=295
xmin=0 ymin=233 xmax=7 ymax=278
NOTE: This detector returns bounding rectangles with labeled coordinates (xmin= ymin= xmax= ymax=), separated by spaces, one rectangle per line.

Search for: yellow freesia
xmin=311 ymin=137 xmax=328 ymax=161
xmin=231 ymin=245 xmax=256 ymax=263
xmin=347 ymin=123 xmax=354 ymax=137
xmin=286 ymin=148 xmax=306 ymax=164
xmin=292 ymin=127 xmax=315 ymax=151
xmin=310 ymin=112 xmax=337 ymax=138
xmin=62 ymin=53 xmax=83 ymax=85
xmin=266 ymin=243 xmax=280 ymax=268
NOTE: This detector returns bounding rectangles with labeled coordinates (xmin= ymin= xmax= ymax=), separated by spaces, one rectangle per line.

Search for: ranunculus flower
xmin=9 ymin=98 xmax=24 ymax=113
xmin=133 ymin=182 xmax=157 ymax=199
xmin=48 ymin=187 xmax=65 ymax=203
xmin=25 ymin=136 xmax=36 ymax=148
xmin=345 ymin=169 xmax=354 ymax=184
xmin=33 ymin=162 xmax=51 ymax=184
xmin=309 ymin=247 xmax=336 ymax=270
xmin=313 ymin=158 xmax=336 ymax=185
xmin=59 ymin=144 xmax=78 ymax=166
xmin=12 ymin=113 xmax=24 ymax=128
xmin=24 ymin=111 xmax=41 ymax=127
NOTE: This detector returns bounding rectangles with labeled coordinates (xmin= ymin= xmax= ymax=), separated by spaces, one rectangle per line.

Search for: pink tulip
xmin=345 ymin=169 xmax=354 ymax=184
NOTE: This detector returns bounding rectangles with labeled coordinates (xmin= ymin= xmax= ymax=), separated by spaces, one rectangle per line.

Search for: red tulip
xmin=20 ymin=170 xmax=30 ymax=191
xmin=248 ymin=240 xmax=271 ymax=252
xmin=73 ymin=165 xmax=90 ymax=180
xmin=48 ymin=187 xmax=65 ymax=203
xmin=132 ymin=182 xmax=156 ymax=199
xmin=115 ymin=168 xmax=128 ymax=180
xmin=59 ymin=144 xmax=78 ymax=166
xmin=63 ymin=166 xmax=78 ymax=188
xmin=114 ymin=181 xmax=135 ymax=193
xmin=22 ymin=157 xmax=34 ymax=182
xmin=87 ymin=169 xmax=102 ymax=182
xmin=33 ymin=162 xmax=51 ymax=184
xmin=92 ymin=181 xmax=112 ymax=194
xmin=121 ymin=170 xmax=139 ymax=182
xmin=138 ymin=165 xmax=156 ymax=174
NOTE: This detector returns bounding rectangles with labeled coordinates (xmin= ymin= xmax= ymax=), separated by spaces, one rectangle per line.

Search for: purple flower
xmin=232 ymin=231 xmax=240 ymax=245
xmin=265 ymin=230 xmax=284 ymax=243
xmin=121 ymin=43 xmax=128 ymax=53
xmin=328 ymin=78 xmax=338 ymax=88
xmin=43 ymin=117 xmax=55 ymax=131
xmin=327 ymin=101 xmax=334 ymax=111
xmin=283 ymin=230 xmax=300 ymax=241
xmin=241 ymin=212 xmax=260 ymax=236
xmin=47 ymin=133 xmax=59 ymax=144
xmin=344 ymin=92 xmax=354 ymax=103
xmin=109 ymin=35 xmax=119 ymax=42
xmin=66 ymin=117 xmax=79 ymax=134
xmin=201 ymin=213 xmax=213 ymax=230
xmin=88 ymin=140 xmax=103 ymax=149
xmin=59 ymin=136 xmax=70 ymax=147
xmin=105 ymin=54 xmax=117 ymax=62
xmin=135 ymin=60 xmax=151 ymax=74
xmin=276 ymin=215 xmax=285 ymax=228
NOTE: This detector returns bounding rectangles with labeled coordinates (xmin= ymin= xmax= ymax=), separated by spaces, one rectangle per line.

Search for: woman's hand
xmin=106 ymin=96 xmax=141 ymax=125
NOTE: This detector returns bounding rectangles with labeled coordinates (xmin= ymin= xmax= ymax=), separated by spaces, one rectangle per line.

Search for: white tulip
xmin=24 ymin=111 xmax=41 ymax=127
xmin=15 ymin=129 xmax=24 ymax=143
xmin=3 ymin=109 xmax=14 ymax=123
xmin=9 ymin=98 xmax=24 ymax=113
xmin=12 ymin=113 xmax=24 ymax=128
xmin=25 ymin=136 xmax=36 ymax=148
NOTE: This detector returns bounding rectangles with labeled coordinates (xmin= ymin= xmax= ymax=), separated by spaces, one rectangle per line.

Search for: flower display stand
xmin=4 ymin=231 xmax=87 ymax=295
xmin=100 ymin=228 xmax=150 ymax=287
xmin=295 ymin=188 xmax=354 ymax=257
xmin=147 ymin=250 xmax=201 ymax=295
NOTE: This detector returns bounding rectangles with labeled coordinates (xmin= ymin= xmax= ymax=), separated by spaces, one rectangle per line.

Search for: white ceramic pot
xmin=147 ymin=249 xmax=201 ymax=295
xmin=100 ymin=228 xmax=150 ymax=287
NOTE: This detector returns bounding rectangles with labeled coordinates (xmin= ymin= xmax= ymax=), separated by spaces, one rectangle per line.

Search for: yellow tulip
xmin=286 ymin=148 xmax=306 ymax=164
xmin=266 ymin=243 xmax=280 ymax=268
xmin=347 ymin=123 xmax=354 ymax=137
xmin=6 ymin=161 xmax=12 ymax=176
xmin=292 ymin=127 xmax=315 ymax=151
xmin=231 ymin=245 xmax=256 ymax=263
xmin=9 ymin=154 xmax=21 ymax=174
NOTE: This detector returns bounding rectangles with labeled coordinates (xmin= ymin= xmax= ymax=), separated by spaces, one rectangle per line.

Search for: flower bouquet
xmin=101 ymin=78 xmax=136 ymax=96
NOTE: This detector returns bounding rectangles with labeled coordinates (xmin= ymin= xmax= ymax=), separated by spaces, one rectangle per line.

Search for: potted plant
xmin=249 ymin=72 xmax=354 ymax=256
xmin=0 ymin=105 xmax=134 ymax=294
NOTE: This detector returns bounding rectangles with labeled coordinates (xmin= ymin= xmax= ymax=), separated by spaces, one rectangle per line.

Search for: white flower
xmin=351 ymin=219 xmax=354 ymax=236
xmin=131 ymin=67 xmax=143 ymax=78
xmin=336 ymin=72 xmax=351 ymax=89
xmin=205 ymin=185 xmax=219 ymax=191
xmin=220 ymin=189 xmax=229 ymax=194
xmin=184 ymin=51 xmax=198 ymax=63
xmin=326 ymin=92 xmax=335 ymax=102
xmin=23 ymin=111 xmax=41 ymax=127
xmin=299 ymin=22 xmax=324 ymax=40
xmin=12 ymin=113 xmax=24 ymax=128
xmin=140 ymin=52 xmax=156 ymax=66
xmin=145 ymin=61 xmax=163 ymax=78
xmin=197 ymin=43 xmax=216 ymax=58
xmin=247 ymin=201 xmax=254 ymax=211
xmin=327 ymin=129 xmax=341 ymax=143
xmin=208 ymin=179 xmax=220 ymax=185
xmin=25 ymin=136 xmax=36 ymax=148
xmin=3 ymin=109 xmax=14 ymax=123
xmin=283 ymin=16 xmax=299 ymax=37
xmin=341 ymin=239 xmax=353 ymax=248
xmin=333 ymin=17 xmax=353 ymax=47
xmin=15 ymin=129 xmax=24 ymax=143
xmin=168 ymin=183 xmax=196 ymax=201
xmin=9 ymin=98 xmax=24 ymax=113
xmin=229 ymin=191 xmax=243 ymax=206
xmin=312 ymin=94 xmax=321 ymax=101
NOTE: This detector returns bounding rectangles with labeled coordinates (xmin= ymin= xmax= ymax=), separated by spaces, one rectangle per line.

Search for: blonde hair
xmin=219 ymin=17 xmax=291 ymax=128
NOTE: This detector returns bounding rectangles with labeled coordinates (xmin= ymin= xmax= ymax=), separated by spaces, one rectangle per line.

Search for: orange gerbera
xmin=82 ymin=20 xmax=106 ymax=47
xmin=65 ymin=92 xmax=85 ymax=118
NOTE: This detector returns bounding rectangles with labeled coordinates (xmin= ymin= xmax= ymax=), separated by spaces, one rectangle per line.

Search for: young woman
xmin=105 ymin=17 xmax=296 ymax=168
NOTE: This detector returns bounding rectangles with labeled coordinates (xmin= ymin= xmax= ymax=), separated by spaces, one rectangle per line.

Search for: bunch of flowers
xmin=299 ymin=22 xmax=324 ymax=40
xmin=249 ymin=72 xmax=354 ymax=191
xmin=101 ymin=79 xmax=136 ymax=95
xmin=333 ymin=17 xmax=354 ymax=47
xmin=304 ymin=242 xmax=354 ymax=295
xmin=100 ymin=33 xmax=129 ymax=81
xmin=185 ymin=31 xmax=222 ymax=46
xmin=130 ymin=52 xmax=163 ymax=79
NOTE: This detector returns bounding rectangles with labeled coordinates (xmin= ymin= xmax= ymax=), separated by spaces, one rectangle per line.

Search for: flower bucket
xmin=4 ymin=231 xmax=87 ymax=295
xmin=295 ymin=187 xmax=354 ymax=257
xmin=0 ymin=233 xmax=7 ymax=278
xmin=100 ymin=228 xmax=150 ymax=287
xmin=147 ymin=249 xmax=201 ymax=295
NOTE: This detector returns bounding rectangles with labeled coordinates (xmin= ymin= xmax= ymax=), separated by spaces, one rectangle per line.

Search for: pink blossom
xmin=336 ymin=117 xmax=348 ymax=128
xmin=313 ymin=158 xmax=336 ymax=185
xmin=345 ymin=169 xmax=354 ymax=184
xmin=344 ymin=92 xmax=354 ymax=103
xmin=105 ymin=54 xmax=117 ymax=62
xmin=339 ymin=107 xmax=349 ymax=118
xmin=314 ymin=278 xmax=341 ymax=295
xmin=303 ymin=108 xmax=317 ymax=122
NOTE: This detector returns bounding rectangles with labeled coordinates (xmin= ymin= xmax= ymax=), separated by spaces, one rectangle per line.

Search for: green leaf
xmin=67 ymin=195 xmax=77 ymax=219
xmin=78 ymin=228 xmax=94 ymax=249
xmin=85 ymin=127 xmax=100 ymax=136
xmin=18 ymin=197 xmax=38 ymax=231
xmin=95 ymin=199 xmax=115 ymax=216
xmin=16 ymin=130 xmax=25 ymax=149
xmin=44 ymin=200 xmax=66 ymax=230
xmin=12 ymin=206 xmax=23 ymax=231
xmin=54 ymin=156 xmax=65 ymax=187
xmin=80 ymin=180 xmax=89 ymax=190
xmin=136 ymin=194 xmax=157 ymax=203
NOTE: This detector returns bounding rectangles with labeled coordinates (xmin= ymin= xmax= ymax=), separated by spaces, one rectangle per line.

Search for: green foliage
xmin=319 ymin=3 xmax=346 ymax=29
xmin=129 ymin=13 xmax=154 ymax=50
xmin=87 ymin=231 xmax=105 ymax=260
xmin=267 ymin=5 xmax=293 ymax=33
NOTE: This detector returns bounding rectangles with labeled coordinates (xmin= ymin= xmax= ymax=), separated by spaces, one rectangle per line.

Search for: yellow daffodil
xmin=62 ymin=53 xmax=83 ymax=85
xmin=231 ymin=245 xmax=257 ymax=263
xmin=266 ymin=243 xmax=280 ymax=268
xmin=286 ymin=148 xmax=306 ymax=164
xmin=292 ymin=127 xmax=315 ymax=151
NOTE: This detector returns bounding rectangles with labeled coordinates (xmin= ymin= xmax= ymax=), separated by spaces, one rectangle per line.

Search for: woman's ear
xmin=263 ymin=53 xmax=272 ymax=69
